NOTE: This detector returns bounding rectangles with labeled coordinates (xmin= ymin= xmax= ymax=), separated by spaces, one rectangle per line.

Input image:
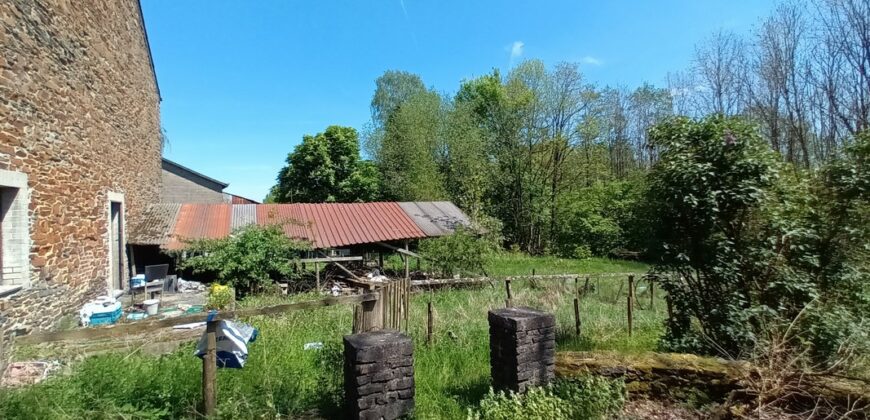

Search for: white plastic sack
xmin=195 ymin=320 xmax=258 ymax=368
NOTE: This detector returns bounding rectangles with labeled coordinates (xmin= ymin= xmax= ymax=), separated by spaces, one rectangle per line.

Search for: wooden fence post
xmin=505 ymin=280 xmax=513 ymax=307
xmin=627 ymin=275 xmax=634 ymax=337
xmin=649 ymin=278 xmax=654 ymax=310
xmin=202 ymin=320 xmax=217 ymax=417
xmin=573 ymin=298 xmax=581 ymax=336
xmin=427 ymin=301 xmax=433 ymax=345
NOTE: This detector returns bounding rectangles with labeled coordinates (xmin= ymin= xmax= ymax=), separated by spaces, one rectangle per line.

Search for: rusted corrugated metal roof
xmin=257 ymin=202 xmax=426 ymax=248
xmin=128 ymin=203 xmax=181 ymax=245
xmin=130 ymin=201 xmax=469 ymax=250
xmin=166 ymin=204 xmax=232 ymax=249
xmin=398 ymin=201 xmax=471 ymax=236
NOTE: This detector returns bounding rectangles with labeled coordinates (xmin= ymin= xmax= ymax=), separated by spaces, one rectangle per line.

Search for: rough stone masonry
xmin=0 ymin=0 xmax=161 ymax=338
xmin=344 ymin=329 xmax=414 ymax=420
xmin=489 ymin=307 xmax=556 ymax=393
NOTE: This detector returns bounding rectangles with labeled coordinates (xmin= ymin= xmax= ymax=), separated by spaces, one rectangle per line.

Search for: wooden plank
xmin=18 ymin=293 xmax=379 ymax=344
xmin=317 ymin=251 xmax=367 ymax=283
xmin=376 ymin=241 xmax=422 ymax=259
xmin=298 ymin=256 xmax=363 ymax=264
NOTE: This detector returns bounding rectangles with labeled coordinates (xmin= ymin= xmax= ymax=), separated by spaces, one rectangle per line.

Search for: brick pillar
xmin=488 ymin=307 xmax=556 ymax=393
xmin=343 ymin=330 xmax=414 ymax=420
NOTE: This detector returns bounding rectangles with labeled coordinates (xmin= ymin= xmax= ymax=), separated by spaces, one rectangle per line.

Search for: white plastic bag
xmin=195 ymin=320 xmax=258 ymax=368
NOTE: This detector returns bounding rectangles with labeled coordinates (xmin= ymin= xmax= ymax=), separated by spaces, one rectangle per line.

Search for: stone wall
xmin=489 ymin=307 xmax=556 ymax=393
xmin=343 ymin=330 xmax=415 ymax=420
xmin=0 ymin=0 xmax=162 ymax=336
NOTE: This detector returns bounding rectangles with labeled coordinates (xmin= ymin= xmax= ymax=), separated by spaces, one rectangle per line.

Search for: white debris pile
xmin=178 ymin=279 xmax=206 ymax=293
xmin=366 ymin=269 xmax=388 ymax=283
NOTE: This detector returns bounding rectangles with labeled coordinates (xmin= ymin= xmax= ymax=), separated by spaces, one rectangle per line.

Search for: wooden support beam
xmin=376 ymin=241 xmax=422 ymax=259
xmin=314 ymin=261 xmax=320 ymax=291
xmin=317 ymin=251 xmax=365 ymax=283
xmin=298 ymin=256 xmax=363 ymax=264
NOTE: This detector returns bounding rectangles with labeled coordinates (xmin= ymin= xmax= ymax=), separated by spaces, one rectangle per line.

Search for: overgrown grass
xmin=0 ymin=269 xmax=664 ymax=419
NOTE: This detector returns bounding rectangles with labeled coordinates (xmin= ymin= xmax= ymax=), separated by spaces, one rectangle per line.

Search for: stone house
xmin=0 ymin=0 xmax=162 ymax=336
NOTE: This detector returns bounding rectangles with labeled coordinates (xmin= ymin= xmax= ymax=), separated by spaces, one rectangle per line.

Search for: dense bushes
xmin=556 ymin=180 xmax=646 ymax=258
xmin=179 ymin=225 xmax=310 ymax=295
xmin=419 ymin=226 xmax=497 ymax=277
xmin=468 ymin=377 xmax=625 ymax=420
xmin=647 ymin=115 xmax=869 ymax=365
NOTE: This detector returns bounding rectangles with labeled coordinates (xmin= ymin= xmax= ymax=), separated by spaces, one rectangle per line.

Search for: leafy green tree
xmin=273 ymin=126 xmax=380 ymax=203
xmin=379 ymin=90 xmax=447 ymax=200
xmin=180 ymin=225 xmax=311 ymax=295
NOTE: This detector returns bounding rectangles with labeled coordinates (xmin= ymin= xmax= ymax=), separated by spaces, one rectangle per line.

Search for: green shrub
xmin=179 ymin=225 xmax=310 ymax=295
xmin=419 ymin=226 xmax=496 ymax=277
xmin=647 ymin=116 xmax=870 ymax=364
xmin=468 ymin=376 xmax=625 ymax=420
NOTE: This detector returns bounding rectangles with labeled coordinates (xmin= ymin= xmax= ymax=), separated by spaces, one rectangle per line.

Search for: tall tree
xmin=378 ymin=90 xmax=447 ymax=201
xmin=273 ymin=126 xmax=380 ymax=203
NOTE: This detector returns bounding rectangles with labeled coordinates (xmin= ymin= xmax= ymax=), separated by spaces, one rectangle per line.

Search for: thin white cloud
xmin=510 ymin=41 xmax=525 ymax=59
xmin=581 ymin=56 xmax=603 ymax=66
xmin=399 ymin=0 xmax=408 ymax=19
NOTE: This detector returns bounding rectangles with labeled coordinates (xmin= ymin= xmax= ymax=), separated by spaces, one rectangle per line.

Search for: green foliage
xmin=206 ymin=283 xmax=234 ymax=310
xmin=419 ymin=227 xmax=495 ymax=277
xmin=179 ymin=225 xmax=310 ymax=295
xmin=647 ymin=115 xmax=869 ymax=363
xmin=556 ymin=180 xmax=645 ymax=257
xmin=379 ymin=89 xmax=448 ymax=201
xmin=273 ymin=125 xmax=380 ymax=203
xmin=468 ymin=377 xmax=625 ymax=420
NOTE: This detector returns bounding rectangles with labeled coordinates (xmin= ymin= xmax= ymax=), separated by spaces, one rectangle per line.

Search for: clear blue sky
xmin=141 ymin=0 xmax=775 ymax=202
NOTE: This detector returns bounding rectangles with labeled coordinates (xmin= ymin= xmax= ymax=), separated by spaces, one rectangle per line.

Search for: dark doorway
xmin=110 ymin=201 xmax=123 ymax=290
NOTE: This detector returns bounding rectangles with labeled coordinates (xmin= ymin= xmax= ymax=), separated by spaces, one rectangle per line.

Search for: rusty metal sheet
xmin=167 ymin=204 xmax=231 ymax=249
xmin=256 ymin=202 xmax=426 ymax=249
xmin=398 ymin=201 xmax=471 ymax=236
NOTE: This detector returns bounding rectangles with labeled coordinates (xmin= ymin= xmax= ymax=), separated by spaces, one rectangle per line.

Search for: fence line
xmin=18 ymin=293 xmax=379 ymax=345
xmin=411 ymin=272 xmax=647 ymax=287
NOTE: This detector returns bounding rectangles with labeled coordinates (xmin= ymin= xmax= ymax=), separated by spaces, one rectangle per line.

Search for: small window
xmin=0 ymin=181 xmax=29 ymax=287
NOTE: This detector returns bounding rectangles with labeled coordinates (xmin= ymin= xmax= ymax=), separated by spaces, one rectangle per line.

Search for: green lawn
xmin=0 ymin=260 xmax=662 ymax=419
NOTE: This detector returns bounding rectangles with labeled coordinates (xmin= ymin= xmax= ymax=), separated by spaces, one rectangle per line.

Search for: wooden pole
xmin=574 ymin=277 xmax=578 ymax=294
xmin=403 ymin=240 xmax=410 ymax=280
xmin=627 ymin=275 xmax=634 ymax=337
xmin=314 ymin=261 xmax=320 ymax=291
xmin=505 ymin=280 xmax=513 ymax=307
xmin=378 ymin=253 xmax=384 ymax=270
xmin=649 ymin=278 xmax=655 ymax=310
xmin=426 ymin=300 xmax=433 ymax=345
xmin=573 ymin=297 xmax=581 ymax=336
xmin=202 ymin=320 xmax=217 ymax=417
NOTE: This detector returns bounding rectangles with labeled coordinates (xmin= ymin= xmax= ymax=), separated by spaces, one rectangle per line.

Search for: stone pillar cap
xmin=488 ymin=307 xmax=555 ymax=331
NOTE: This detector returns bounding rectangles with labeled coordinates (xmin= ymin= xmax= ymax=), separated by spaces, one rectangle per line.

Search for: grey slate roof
xmin=128 ymin=203 xmax=181 ymax=245
xmin=397 ymin=201 xmax=471 ymax=237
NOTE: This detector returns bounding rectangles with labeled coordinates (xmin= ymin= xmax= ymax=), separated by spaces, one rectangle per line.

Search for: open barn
xmin=128 ymin=201 xmax=472 ymax=287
